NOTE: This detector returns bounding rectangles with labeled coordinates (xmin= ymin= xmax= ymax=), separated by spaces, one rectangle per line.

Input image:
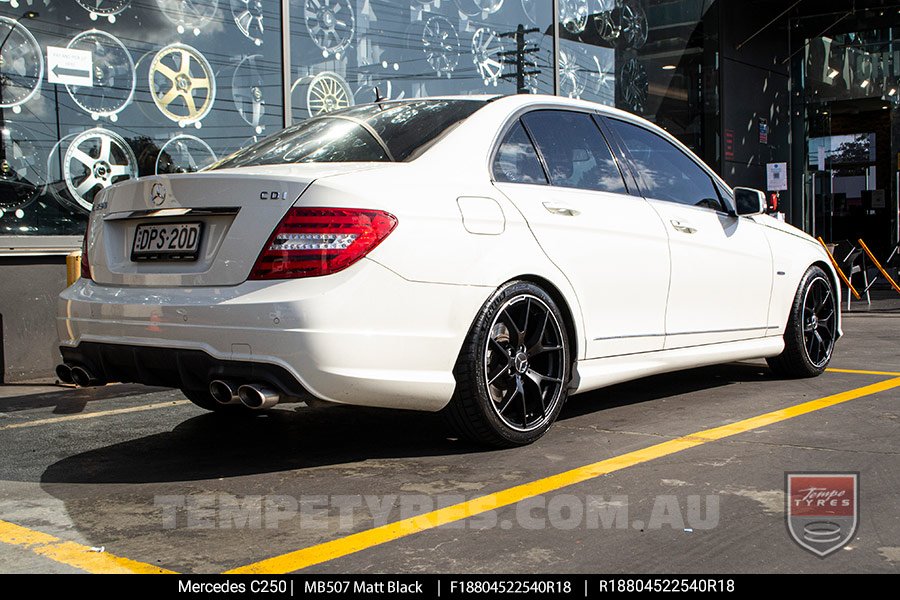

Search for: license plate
xmin=131 ymin=222 xmax=203 ymax=261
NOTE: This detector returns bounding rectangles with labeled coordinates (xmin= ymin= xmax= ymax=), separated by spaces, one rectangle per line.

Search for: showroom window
xmin=522 ymin=110 xmax=626 ymax=193
xmin=492 ymin=120 xmax=546 ymax=185
xmin=0 ymin=2 xmax=284 ymax=237
xmin=607 ymin=118 xmax=724 ymax=211
xmin=287 ymin=0 xmax=554 ymax=124
xmin=0 ymin=1 xmax=724 ymax=243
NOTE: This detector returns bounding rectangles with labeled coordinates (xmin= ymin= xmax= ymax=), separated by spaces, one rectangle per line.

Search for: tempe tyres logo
xmin=786 ymin=472 xmax=858 ymax=557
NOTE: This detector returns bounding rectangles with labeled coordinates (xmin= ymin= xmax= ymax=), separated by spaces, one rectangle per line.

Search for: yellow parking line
xmin=227 ymin=376 xmax=900 ymax=574
xmin=826 ymin=367 xmax=900 ymax=377
xmin=0 ymin=401 xmax=190 ymax=431
xmin=0 ymin=518 xmax=176 ymax=574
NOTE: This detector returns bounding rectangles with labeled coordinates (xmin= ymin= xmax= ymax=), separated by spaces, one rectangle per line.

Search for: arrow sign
xmin=47 ymin=46 xmax=93 ymax=87
xmin=52 ymin=65 xmax=91 ymax=79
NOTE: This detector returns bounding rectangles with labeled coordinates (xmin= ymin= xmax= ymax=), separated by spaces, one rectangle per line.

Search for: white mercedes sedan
xmin=57 ymin=94 xmax=841 ymax=447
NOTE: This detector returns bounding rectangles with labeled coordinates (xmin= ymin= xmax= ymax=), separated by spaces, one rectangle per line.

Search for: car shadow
xmin=39 ymin=362 xmax=773 ymax=487
xmin=0 ymin=384 xmax=168 ymax=414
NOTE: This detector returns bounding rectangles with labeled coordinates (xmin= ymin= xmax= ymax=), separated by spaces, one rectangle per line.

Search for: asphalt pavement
xmin=0 ymin=297 xmax=897 ymax=574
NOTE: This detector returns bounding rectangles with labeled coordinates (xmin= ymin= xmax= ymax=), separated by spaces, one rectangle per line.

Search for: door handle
xmin=670 ymin=219 xmax=697 ymax=234
xmin=542 ymin=202 xmax=580 ymax=216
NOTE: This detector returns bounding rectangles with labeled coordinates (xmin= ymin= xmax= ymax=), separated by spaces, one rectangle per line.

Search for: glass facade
xmin=0 ymin=0 xmax=720 ymax=240
xmin=801 ymin=26 xmax=900 ymax=257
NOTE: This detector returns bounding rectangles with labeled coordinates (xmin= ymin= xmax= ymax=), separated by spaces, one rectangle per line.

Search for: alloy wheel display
xmin=0 ymin=16 xmax=42 ymax=113
xmin=157 ymin=0 xmax=220 ymax=36
xmin=421 ymin=16 xmax=459 ymax=79
xmin=472 ymin=28 xmax=503 ymax=87
xmin=558 ymin=48 xmax=585 ymax=98
xmin=62 ymin=127 xmax=137 ymax=212
xmin=304 ymin=0 xmax=355 ymax=59
xmin=156 ymin=134 xmax=217 ymax=174
xmin=231 ymin=0 xmax=265 ymax=45
xmin=560 ymin=0 xmax=588 ymax=35
xmin=621 ymin=0 xmax=648 ymax=49
xmin=620 ymin=56 xmax=647 ymax=113
xmin=455 ymin=0 xmax=504 ymax=18
xmin=0 ymin=124 xmax=45 ymax=212
xmin=149 ymin=43 xmax=216 ymax=127
xmin=76 ymin=0 xmax=131 ymax=23
xmin=232 ymin=54 xmax=267 ymax=133
xmin=65 ymin=30 xmax=135 ymax=122
xmin=293 ymin=71 xmax=354 ymax=117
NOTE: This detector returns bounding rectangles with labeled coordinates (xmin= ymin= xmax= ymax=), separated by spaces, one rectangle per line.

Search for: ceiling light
xmin=861 ymin=79 xmax=870 ymax=89
xmin=889 ymin=88 xmax=897 ymax=96
xmin=827 ymin=68 xmax=840 ymax=79
xmin=661 ymin=65 xmax=677 ymax=71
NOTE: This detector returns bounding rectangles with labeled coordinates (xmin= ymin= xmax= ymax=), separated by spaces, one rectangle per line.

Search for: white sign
xmin=47 ymin=46 xmax=93 ymax=87
xmin=767 ymin=162 xmax=788 ymax=191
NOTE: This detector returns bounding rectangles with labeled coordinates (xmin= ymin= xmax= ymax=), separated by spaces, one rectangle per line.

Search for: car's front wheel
xmin=443 ymin=281 xmax=571 ymax=447
xmin=767 ymin=265 xmax=838 ymax=378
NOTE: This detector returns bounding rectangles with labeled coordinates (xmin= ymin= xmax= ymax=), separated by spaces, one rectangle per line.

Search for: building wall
xmin=0 ymin=256 xmax=67 ymax=383
xmin=718 ymin=0 xmax=791 ymax=216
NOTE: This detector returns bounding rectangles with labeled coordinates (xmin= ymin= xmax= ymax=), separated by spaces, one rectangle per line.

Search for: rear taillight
xmin=80 ymin=216 xmax=92 ymax=280
xmin=249 ymin=207 xmax=398 ymax=280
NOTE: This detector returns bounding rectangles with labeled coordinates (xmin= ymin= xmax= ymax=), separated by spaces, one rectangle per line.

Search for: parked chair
xmin=833 ymin=241 xmax=871 ymax=309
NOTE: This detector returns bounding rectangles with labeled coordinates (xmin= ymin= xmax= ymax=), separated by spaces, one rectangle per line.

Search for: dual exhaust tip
xmin=209 ymin=380 xmax=280 ymax=410
xmin=56 ymin=363 xmax=102 ymax=387
xmin=56 ymin=364 xmax=279 ymax=410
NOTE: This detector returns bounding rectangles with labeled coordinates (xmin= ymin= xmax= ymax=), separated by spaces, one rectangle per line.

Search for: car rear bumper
xmin=57 ymin=259 xmax=491 ymax=412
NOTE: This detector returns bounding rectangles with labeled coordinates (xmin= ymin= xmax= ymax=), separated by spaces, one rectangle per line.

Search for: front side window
xmin=607 ymin=119 xmax=725 ymax=212
xmin=520 ymin=110 xmax=627 ymax=194
xmin=492 ymin=121 xmax=547 ymax=185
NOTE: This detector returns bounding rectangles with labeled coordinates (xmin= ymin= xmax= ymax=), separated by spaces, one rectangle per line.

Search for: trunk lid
xmin=88 ymin=163 xmax=379 ymax=287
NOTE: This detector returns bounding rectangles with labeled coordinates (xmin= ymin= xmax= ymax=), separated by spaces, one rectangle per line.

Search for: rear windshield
xmin=209 ymin=99 xmax=486 ymax=168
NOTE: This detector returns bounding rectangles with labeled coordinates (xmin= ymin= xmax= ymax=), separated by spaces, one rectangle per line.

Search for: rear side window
xmin=521 ymin=110 xmax=627 ymax=194
xmin=492 ymin=121 xmax=547 ymax=185
xmin=607 ymin=119 xmax=725 ymax=212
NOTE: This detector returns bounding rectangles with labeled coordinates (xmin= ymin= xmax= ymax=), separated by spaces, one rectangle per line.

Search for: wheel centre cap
xmin=513 ymin=352 xmax=528 ymax=374
xmin=94 ymin=160 xmax=111 ymax=179
xmin=176 ymin=74 xmax=191 ymax=91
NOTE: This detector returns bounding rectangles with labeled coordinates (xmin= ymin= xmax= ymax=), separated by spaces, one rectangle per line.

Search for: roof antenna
xmin=374 ymin=86 xmax=384 ymax=103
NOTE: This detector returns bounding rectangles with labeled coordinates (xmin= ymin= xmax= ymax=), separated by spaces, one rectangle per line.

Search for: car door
xmin=604 ymin=117 xmax=774 ymax=349
xmin=492 ymin=109 xmax=671 ymax=359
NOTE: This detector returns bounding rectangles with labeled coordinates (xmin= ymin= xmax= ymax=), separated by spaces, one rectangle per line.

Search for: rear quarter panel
xmin=300 ymin=163 xmax=589 ymax=359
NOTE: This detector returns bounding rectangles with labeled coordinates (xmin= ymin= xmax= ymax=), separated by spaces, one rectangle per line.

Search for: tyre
xmin=767 ymin=266 xmax=838 ymax=378
xmin=443 ymin=281 xmax=571 ymax=447
xmin=181 ymin=388 xmax=254 ymax=414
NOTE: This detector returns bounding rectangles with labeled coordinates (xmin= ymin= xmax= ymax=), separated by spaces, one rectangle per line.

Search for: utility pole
xmin=498 ymin=24 xmax=541 ymax=94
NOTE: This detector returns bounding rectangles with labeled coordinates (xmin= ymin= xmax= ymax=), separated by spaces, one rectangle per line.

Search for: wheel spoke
xmin=517 ymin=376 xmax=528 ymax=427
xmin=499 ymin=308 xmax=524 ymax=348
xmin=487 ymin=364 xmax=508 ymax=386
xmin=497 ymin=382 xmax=519 ymax=415
xmin=522 ymin=370 xmax=546 ymax=418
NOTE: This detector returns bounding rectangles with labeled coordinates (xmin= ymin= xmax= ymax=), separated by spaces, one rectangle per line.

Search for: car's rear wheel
xmin=443 ymin=281 xmax=571 ymax=447
xmin=181 ymin=388 xmax=254 ymax=414
xmin=767 ymin=265 xmax=837 ymax=378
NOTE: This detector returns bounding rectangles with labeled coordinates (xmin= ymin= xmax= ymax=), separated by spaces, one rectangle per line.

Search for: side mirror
xmin=733 ymin=187 xmax=767 ymax=216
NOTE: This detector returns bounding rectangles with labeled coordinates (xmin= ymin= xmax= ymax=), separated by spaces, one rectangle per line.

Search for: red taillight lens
xmin=80 ymin=217 xmax=92 ymax=280
xmin=249 ymin=207 xmax=398 ymax=280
